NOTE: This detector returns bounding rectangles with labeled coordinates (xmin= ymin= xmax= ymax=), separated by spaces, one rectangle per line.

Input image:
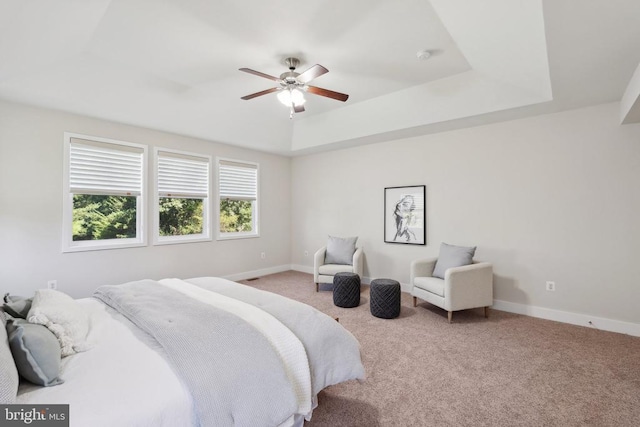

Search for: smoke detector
xmin=416 ymin=50 xmax=432 ymax=60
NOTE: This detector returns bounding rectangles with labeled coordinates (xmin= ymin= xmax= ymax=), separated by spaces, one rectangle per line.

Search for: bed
xmin=3 ymin=277 xmax=365 ymax=427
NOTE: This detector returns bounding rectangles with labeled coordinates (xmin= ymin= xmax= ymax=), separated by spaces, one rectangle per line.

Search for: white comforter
xmin=17 ymin=298 xmax=196 ymax=427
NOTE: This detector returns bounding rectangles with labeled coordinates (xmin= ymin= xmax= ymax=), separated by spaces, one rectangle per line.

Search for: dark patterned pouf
xmin=333 ymin=272 xmax=361 ymax=308
xmin=370 ymin=279 xmax=401 ymax=319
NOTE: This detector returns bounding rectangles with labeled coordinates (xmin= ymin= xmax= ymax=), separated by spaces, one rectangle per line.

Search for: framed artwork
xmin=384 ymin=185 xmax=426 ymax=245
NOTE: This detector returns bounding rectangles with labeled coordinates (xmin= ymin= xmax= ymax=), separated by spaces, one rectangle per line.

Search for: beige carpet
xmin=239 ymin=271 xmax=640 ymax=427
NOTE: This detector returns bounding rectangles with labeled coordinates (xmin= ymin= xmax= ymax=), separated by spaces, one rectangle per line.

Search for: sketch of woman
xmin=393 ymin=195 xmax=417 ymax=242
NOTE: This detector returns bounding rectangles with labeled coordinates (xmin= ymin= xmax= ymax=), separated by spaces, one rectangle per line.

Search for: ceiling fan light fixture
xmin=277 ymin=88 xmax=306 ymax=107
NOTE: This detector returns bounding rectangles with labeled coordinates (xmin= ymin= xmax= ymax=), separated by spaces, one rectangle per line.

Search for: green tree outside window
xmin=72 ymin=195 xmax=137 ymax=241
xmin=220 ymin=199 xmax=253 ymax=233
xmin=159 ymin=198 xmax=203 ymax=236
xmin=73 ymin=195 xmax=205 ymax=241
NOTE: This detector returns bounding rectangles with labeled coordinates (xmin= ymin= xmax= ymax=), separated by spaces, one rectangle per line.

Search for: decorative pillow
xmin=27 ymin=289 xmax=90 ymax=357
xmin=432 ymin=242 xmax=477 ymax=279
xmin=325 ymin=235 xmax=358 ymax=265
xmin=6 ymin=318 xmax=63 ymax=386
xmin=0 ymin=309 xmax=19 ymax=403
xmin=3 ymin=293 xmax=33 ymax=319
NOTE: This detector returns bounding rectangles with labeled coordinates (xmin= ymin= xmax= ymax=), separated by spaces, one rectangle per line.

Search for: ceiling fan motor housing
xmin=281 ymin=58 xmax=303 ymax=88
xmin=280 ymin=71 xmax=300 ymax=81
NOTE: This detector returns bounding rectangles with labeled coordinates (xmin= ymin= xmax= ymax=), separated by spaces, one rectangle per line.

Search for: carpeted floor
xmin=239 ymin=270 xmax=640 ymax=427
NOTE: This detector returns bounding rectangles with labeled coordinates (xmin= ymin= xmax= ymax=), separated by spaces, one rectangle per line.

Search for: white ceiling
xmin=1 ymin=0 xmax=640 ymax=155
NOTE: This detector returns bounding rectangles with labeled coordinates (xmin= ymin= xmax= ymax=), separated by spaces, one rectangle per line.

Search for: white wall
xmin=0 ymin=100 xmax=291 ymax=298
xmin=291 ymin=102 xmax=640 ymax=326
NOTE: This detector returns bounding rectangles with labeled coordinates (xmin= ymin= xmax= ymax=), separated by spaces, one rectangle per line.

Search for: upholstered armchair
xmin=314 ymin=246 xmax=364 ymax=292
xmin=410 ymin=257 xmax=493 ymax=323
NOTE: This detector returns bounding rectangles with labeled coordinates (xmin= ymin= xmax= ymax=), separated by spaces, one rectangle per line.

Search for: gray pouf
xmin=370 ymin=279 xmax=401 ymax=319
xmin=333 ymin=272 xmax=361 ymax=308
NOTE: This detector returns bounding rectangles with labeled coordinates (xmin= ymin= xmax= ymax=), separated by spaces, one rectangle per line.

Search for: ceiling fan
xmin=239 ymin=57 xmax=349 ymax=118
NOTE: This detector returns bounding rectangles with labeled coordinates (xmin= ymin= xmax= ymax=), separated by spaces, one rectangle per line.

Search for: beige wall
xmin=2 ymin=98 xmax=638 ymax=328
xmin=291 ymin=102 xmax=640 ymax=325
xmin=0 ymin=100 xmax=291 ymax=298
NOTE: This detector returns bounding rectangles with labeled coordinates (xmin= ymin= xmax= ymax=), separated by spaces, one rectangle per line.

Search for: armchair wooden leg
xmin=448 ymin=311 xmax=453 ymax=323
xmin=484 ymin=306 xmax=490 ymax=318
xmin=315 ymin=282 xmax=319 ymax=292
xmin=412 ymin=296 xmax=417 ymax=307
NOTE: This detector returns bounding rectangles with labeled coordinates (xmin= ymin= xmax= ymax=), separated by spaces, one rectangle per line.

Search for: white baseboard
xmin=492 ymin=299 xmax=640 ymax=337
xmin=223 ymin=264 xmax=292 ymax=282
xmin=275 ymin=268 xmax=640 ymax=337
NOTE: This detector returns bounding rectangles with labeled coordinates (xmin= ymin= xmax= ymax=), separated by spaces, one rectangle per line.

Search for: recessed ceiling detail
xmin=1 ymin=0 xmax=640 ymax=155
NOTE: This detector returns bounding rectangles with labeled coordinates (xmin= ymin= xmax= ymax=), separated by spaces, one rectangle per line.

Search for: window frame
xmin=62 ymin=132 xmax=148 ymax=253
xmin=216 ymin=157 xmax=260 ymax=241
xmin=153 ymin=147 xmax=212 ymax=245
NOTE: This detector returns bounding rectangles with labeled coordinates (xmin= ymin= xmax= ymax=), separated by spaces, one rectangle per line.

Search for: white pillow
xmin=27 ymin=289 xmax=90 ymax=357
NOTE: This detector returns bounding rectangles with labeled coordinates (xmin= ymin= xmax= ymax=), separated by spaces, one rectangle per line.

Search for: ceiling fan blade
xmin=241 ymin=87 xmax=279 ymax=100
xmin=294 ymin=104 xmax=305 ymax=113
xmin=239 ymin=68 xmax=281 ymax=82
xmin=306 ymin=85 xmax=349 ymax=102
xmin=296 ymin=64 xmax=329 ymax=84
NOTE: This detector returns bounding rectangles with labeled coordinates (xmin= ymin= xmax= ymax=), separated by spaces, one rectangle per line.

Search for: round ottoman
xmin=370 ymin=278 xmax=401 ymax=319
xmin=333 ymin=272 xmax=361 ymax=308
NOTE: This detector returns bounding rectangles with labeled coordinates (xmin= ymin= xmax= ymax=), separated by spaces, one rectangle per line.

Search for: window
xmin=217 ymin=158 xmax=259 ymax=239
xmin=154 ymin=149 xmax=211 ymax=244
xmin=63 ymin=133 xmax=146 ymax=252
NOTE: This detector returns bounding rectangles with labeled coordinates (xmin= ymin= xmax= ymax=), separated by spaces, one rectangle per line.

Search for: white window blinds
xmin=69 ymin=138 xmax=143 ymax=196
xmin=219 ymin=160 xmax=258 ymax=201
xmin=158 ymin=151 xmax=209 ymax=198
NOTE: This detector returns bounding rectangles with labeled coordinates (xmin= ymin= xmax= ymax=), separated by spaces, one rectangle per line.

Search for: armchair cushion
xmin=413 ymin=277 xmax=445 ymax=297
xmin=318 ymin=264 xmax=355 ymax=276
xmin=325 ymin=235 xmax=358 ymax=265
xmin=433 ymin=243 xmax=476 ymax=279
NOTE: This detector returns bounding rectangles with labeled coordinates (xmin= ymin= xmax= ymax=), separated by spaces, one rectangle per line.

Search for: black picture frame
xmin=384 ymin=185 xmax=426 ymax=245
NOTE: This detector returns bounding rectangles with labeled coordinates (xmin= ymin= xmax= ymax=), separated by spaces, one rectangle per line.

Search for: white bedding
xmin=15 ymin=277 xmax=364 ymax=427
xmin=158 ymin=278 xmax=312 ymax=417
xmin=16 ymin=298 xmax=196 ymax=427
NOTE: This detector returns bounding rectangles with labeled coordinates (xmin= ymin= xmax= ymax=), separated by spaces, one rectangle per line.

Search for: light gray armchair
xmin=410 ymin=258 xmax=493 ymax=323
xmin=314 ymin=247 xmax=364 ymax=292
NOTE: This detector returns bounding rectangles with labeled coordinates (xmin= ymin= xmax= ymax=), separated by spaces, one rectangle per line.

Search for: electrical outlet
xmin=304 ymin=250 xmax=309 ymax=257
xmin=260 ymin=252 xmax=266 ymax=259
xmin=545 ymin=281 xmax=555 ymax=291
xmin=47 ymin=280 xmax=57 ymax=290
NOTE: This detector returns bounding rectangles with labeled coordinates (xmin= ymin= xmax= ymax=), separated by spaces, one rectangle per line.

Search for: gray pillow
xmin=0 ymin=309 xmax=19 ymax=403
xmin=3 ymin=294 xmax=32 ymax=319
xmin=432 ymin=242 xmax=477 ymax=279
xmin=325 ymin=235 xmax=358 ymax=265
xmin=6 ymin=318 xmax=64 ymax=387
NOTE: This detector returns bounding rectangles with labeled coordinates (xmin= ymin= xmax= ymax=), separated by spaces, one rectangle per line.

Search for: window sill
xmin=217 ymin=232 xmax=260 ymax=241
xmin=154 ymin=235 xmax=212 ymax=246
xmin=63 ymin=239 xmax=146 ymax=253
